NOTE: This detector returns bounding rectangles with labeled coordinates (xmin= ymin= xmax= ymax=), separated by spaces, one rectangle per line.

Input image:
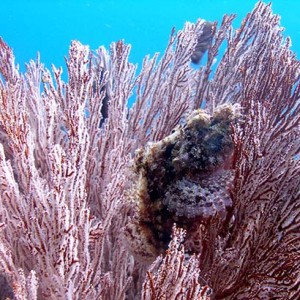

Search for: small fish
xmin=191 ymin=21 xmax=214 ymax=64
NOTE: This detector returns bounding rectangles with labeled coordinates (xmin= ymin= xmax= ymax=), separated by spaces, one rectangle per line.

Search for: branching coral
xmin=0 ymin=1 xmax=299 ymax=299
xmin=142 ymin=225 xmax=211 ymax=300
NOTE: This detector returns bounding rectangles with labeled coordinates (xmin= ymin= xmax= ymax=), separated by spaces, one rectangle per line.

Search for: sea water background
xmin=0 ymin=0 xmax=299 ymax=74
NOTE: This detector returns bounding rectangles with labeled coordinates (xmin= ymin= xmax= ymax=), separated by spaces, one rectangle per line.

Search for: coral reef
xmin=141 ymin=225 xmax=212 ymax=300
xmin=0 ymin=2 xmax=299 ymax=299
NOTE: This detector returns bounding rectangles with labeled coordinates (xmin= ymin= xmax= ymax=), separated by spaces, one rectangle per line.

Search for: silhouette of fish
xmin=191 ymin=21 xmax=214 ymax=64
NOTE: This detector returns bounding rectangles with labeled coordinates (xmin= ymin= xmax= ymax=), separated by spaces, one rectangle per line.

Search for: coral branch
xmin=0 ymin=1 xmax=299 ymax=299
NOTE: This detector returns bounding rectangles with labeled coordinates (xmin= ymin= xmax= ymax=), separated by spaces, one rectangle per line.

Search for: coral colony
xmin=0 ymin=2 xmax=299 ymax=300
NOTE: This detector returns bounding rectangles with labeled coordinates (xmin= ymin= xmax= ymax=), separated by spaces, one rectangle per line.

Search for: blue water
xmin=0 ymin=0 xmax=299 ymax=72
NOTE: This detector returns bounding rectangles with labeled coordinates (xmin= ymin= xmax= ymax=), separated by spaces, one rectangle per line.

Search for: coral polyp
xmin=126 ymin=104 xmax=240 ymax=261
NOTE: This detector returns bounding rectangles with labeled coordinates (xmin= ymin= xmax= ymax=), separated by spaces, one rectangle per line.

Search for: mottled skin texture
xmin=125 ymin=104 xmax=240 ymax=262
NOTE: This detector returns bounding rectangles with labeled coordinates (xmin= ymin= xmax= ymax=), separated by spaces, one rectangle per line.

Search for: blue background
xmin=0 ymin=0 xmax=299 ymax=73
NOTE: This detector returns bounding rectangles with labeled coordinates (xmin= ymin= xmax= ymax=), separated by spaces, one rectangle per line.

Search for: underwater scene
xmin=1 ymin=0 xmax=300 ymax=71
xmin=0 ymin=1 xmax=299 ymax=299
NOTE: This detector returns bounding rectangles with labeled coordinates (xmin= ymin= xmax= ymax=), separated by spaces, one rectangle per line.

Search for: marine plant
xmin=0 ymin=2 xmax=299 ymax=299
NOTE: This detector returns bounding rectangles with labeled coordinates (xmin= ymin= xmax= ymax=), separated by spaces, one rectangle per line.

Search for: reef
xmin=125 ymin=104 xmax=240 ymax=261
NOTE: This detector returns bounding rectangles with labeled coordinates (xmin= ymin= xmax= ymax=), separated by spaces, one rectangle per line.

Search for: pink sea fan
xmin=0 ymin=2 xmax=299 ymax=299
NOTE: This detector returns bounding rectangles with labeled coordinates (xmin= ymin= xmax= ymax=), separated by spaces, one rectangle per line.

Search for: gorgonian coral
xmin=0 ymin=2 xmax=299 ymax=299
